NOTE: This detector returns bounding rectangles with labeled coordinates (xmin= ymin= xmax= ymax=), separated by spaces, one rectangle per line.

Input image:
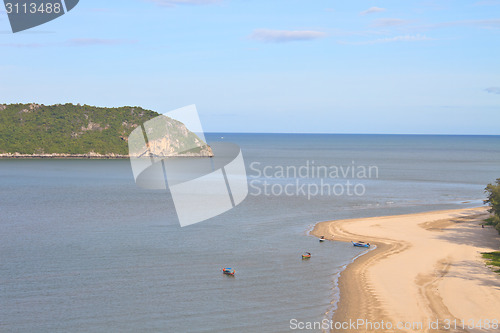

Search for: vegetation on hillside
xmin=484 ymin=178 xmax=500 ymax=234
xmin=0 ymin=103 xmax=160 ymax=155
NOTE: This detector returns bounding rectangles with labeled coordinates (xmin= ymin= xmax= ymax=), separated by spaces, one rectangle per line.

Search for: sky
xmin=1 ymin=0 xmax=499 ymax=134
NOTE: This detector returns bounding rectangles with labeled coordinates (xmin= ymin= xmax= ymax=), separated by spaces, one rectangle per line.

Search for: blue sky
xmin=1 ymin=0 xmax=499 ymax=134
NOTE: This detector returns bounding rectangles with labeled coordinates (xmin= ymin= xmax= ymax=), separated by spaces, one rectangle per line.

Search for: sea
xmin=1 ymin=134 xmax=499 ymax=332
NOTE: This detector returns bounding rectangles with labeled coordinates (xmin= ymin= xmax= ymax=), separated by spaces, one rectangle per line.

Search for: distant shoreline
xmin=311 ymin=207 xmax=500 ymax=332
xmin=0 ymin=153 xmax=213 ymax=159
xmin=0 ymin=153 xmax=128 ymax=159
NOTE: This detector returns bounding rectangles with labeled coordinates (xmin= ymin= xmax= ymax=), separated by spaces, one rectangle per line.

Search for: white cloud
xmin=87 ymin=8 xmax=113 ymax=13
xmin=249 ymin=29 xmax=327 ymax=43
xmin=329 ymin=28 xmax=386 ymax=37
xmin=485 ymin=87 xmax=500 ymax=94
xmin=372 ymin=18 xmax=412 ymax=27
xmin=66 ymin=38 xmax=138 ymax=46
xmin=369 ymin=17 xmax=500 ymax=32
xmin=340 ymin=34 xmax=434 ymax=45
xmin=432 ymin=19 xmax=500 ymax=29
xmin=0 ymin=39 xmax=138 ymax=48
xmin=473 ymin=0 xmax=500 ymax=6
xmin=360 ymin=7 xmax=386 ymax=15
xmin=145 ymin=0 xmax=220 ymax=7
xmin=0 ymin=43 xmax=47 ymax=48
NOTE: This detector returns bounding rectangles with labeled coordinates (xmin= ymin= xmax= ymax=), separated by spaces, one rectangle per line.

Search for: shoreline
xmin=0 ymin=154 xmax=214 ymax=159
xmin=0 ymin=154 xmax=129 ymax=159
xmin=312 ymin=207 xmax=500 ymax=332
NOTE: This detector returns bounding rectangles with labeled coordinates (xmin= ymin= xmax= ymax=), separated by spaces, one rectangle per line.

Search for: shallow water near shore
xmin=1 ymin=134 xmax=499 ymax=332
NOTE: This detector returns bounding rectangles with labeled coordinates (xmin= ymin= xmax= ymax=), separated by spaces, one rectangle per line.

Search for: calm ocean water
xmin=1 ymin=134 xmax=499 ymax=332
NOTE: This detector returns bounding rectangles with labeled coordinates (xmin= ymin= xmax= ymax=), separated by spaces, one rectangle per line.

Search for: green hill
xmin=0 ymin=103 xmax=195 ymax=156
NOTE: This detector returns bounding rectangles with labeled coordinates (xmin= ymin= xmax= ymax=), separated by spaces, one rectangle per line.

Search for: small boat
xmin=302 ymin=252 xmax=311 ymax=259
xmin=222 ymin=268 xmax=235 ymax=275
xmin=319 ymin=236 xmax=326 ymax=242
xmin=352 ymin=241 xmax=370 ymax=248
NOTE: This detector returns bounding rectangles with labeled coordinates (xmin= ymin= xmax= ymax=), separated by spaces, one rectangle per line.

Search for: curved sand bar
xmin=312 ymin=207 xmax=500 ymax=332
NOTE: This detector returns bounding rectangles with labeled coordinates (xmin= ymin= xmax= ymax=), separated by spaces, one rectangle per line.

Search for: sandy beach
xmin=312 ymin=207 xmax=500 ymax=332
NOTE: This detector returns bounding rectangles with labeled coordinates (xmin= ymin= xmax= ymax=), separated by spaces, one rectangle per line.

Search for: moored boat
xmin=319 ymin=236 xmax=326 ymax=242
xmin=222 ymin=268 xmax=235 ymax=275
xmin=352 ymin=241 xmax=370 ymax=248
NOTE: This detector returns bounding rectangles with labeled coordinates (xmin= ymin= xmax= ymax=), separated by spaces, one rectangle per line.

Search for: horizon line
xmin=204 ymin=132 xmax=500 ymax=137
